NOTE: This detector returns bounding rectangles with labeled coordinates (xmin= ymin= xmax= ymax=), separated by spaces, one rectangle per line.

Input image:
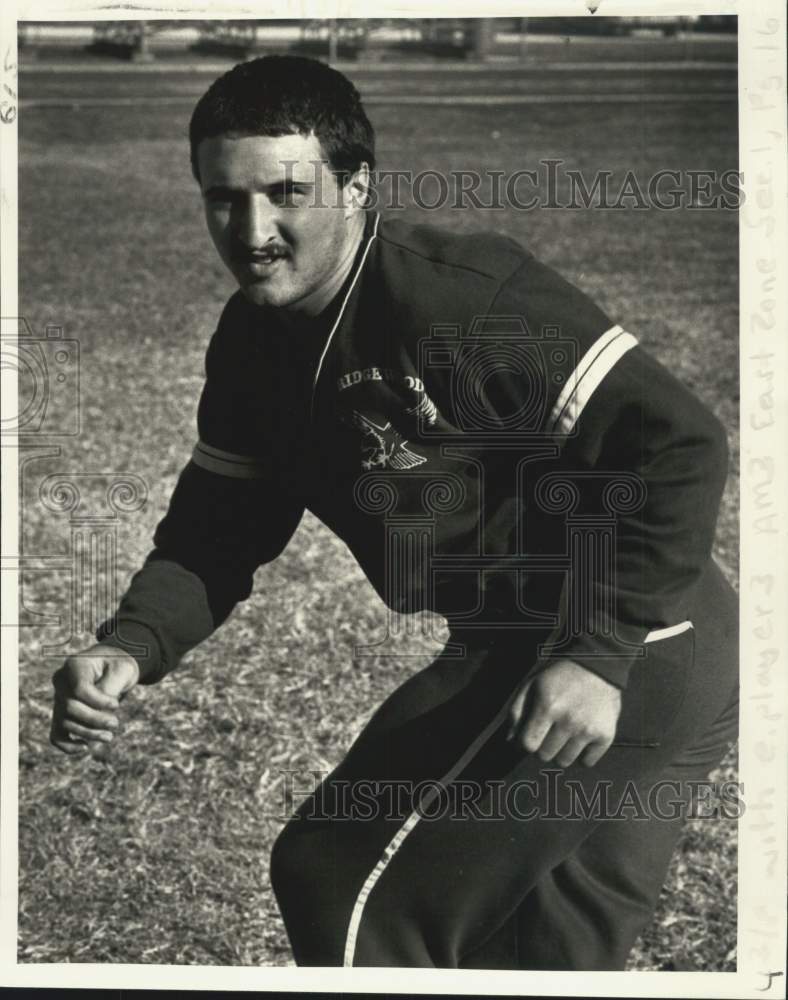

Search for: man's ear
xmin=343 ymin=162 xmax=372 ymax=214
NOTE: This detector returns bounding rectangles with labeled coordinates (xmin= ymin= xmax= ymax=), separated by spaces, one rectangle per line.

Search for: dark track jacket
xmin=97 ymin=210 xmax=729 ymax=691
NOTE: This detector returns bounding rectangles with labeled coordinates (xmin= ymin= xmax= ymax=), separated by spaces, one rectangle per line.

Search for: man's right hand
xmin=50 ymin=644 xmax=141 ymax=756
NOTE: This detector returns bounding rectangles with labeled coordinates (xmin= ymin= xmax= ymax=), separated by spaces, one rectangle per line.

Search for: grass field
xmin=16 ymin=56 xmax=739 ymax=970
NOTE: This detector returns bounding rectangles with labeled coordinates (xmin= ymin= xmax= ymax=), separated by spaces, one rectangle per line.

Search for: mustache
xmin=232 ymin=240 xmax=291 ymax=260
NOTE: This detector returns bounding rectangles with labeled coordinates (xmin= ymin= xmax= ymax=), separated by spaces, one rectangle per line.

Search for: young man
xmin=50 ymin=55 xmax=739 ymax=970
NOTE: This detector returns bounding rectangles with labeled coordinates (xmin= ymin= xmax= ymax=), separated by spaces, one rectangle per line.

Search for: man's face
xmin=197 ymin=131 xmax=361 ymax=311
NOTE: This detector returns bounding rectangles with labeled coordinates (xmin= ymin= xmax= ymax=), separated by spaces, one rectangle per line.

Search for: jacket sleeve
xmin=96 ymin=309 xmax=305 ymax=684
xmin=489 ymin=257 xmax=729 ymax=689
xmin=540 ymin=342 xmax=728 ymax=689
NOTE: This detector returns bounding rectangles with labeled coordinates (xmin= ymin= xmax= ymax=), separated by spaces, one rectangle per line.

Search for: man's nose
xmin=235 ymin=194 xmax=279 ymax=249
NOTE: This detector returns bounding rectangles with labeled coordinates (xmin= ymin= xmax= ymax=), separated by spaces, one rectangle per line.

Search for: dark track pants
xmin=271 ymin=562 xmax=739 ymax=969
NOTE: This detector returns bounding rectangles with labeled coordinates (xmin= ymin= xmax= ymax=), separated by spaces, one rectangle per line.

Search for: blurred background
xmin=19 ymin=14 xmax=737 ymax=64
xmin=17 ymin=15 xmax=739 ymax=972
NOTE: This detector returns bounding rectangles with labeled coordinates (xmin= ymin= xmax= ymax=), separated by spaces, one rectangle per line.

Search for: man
xmin=50 ymin=55 xmax=739 ymax=969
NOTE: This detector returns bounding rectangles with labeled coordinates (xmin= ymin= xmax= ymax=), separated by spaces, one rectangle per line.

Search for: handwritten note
xmin=1 ymin=44 xmax=16 ymax=124
xmin=741 ymin=7 xmax=787 ymax=994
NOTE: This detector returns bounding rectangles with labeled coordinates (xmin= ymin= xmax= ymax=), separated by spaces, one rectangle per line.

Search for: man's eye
xmin=271 ymin=188 xmax=305 ymax=206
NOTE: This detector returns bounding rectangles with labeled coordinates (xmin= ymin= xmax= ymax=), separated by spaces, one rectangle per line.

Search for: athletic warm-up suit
xmin=99 ymin=210 xmax=739 ymax=969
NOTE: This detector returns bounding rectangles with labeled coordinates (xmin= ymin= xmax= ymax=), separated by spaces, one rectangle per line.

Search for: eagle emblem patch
xmin=350 ymin=410 xmax=428 ymax=471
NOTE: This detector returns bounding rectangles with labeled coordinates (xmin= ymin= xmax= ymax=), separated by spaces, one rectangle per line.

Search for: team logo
xmin=337 ymin=368 xmax=438 ymax=428
xmin=350 ymin=410 xmax=428 ymax=471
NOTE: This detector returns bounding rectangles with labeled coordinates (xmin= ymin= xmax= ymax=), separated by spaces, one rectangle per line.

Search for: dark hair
xmin=189 ymin=54 xmax=375 ymax=184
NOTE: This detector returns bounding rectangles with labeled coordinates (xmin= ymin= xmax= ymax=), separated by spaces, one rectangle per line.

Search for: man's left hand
xmin=507 ymin=659 xmax=622 ymax=768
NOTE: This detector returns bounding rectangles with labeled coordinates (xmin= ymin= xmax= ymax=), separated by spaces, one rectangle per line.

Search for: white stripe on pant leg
xmin=342 ymin=693 xmax=518 ymax=967
xmin=343 ymin=812 xmax=423 ymax=967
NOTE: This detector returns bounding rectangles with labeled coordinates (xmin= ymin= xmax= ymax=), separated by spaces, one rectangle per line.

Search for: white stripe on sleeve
xmin=548 ymin=324 xmax=638 ymax=437
xmin=644 ymin=620 xmax=694 ymax=643
xmin=191 ymin=440 xmax=268 ymax=479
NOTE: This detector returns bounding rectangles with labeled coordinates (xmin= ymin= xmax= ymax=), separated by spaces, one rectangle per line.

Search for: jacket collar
xmin=309 ymin=211 xmax=381 ymax=421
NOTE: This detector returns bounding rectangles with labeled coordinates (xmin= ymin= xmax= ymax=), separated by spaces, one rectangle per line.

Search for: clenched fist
xmin=507 ymin=658 xmax=622 ymax=768
xmin=50 ymin=644 xmax=140 ymax=756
